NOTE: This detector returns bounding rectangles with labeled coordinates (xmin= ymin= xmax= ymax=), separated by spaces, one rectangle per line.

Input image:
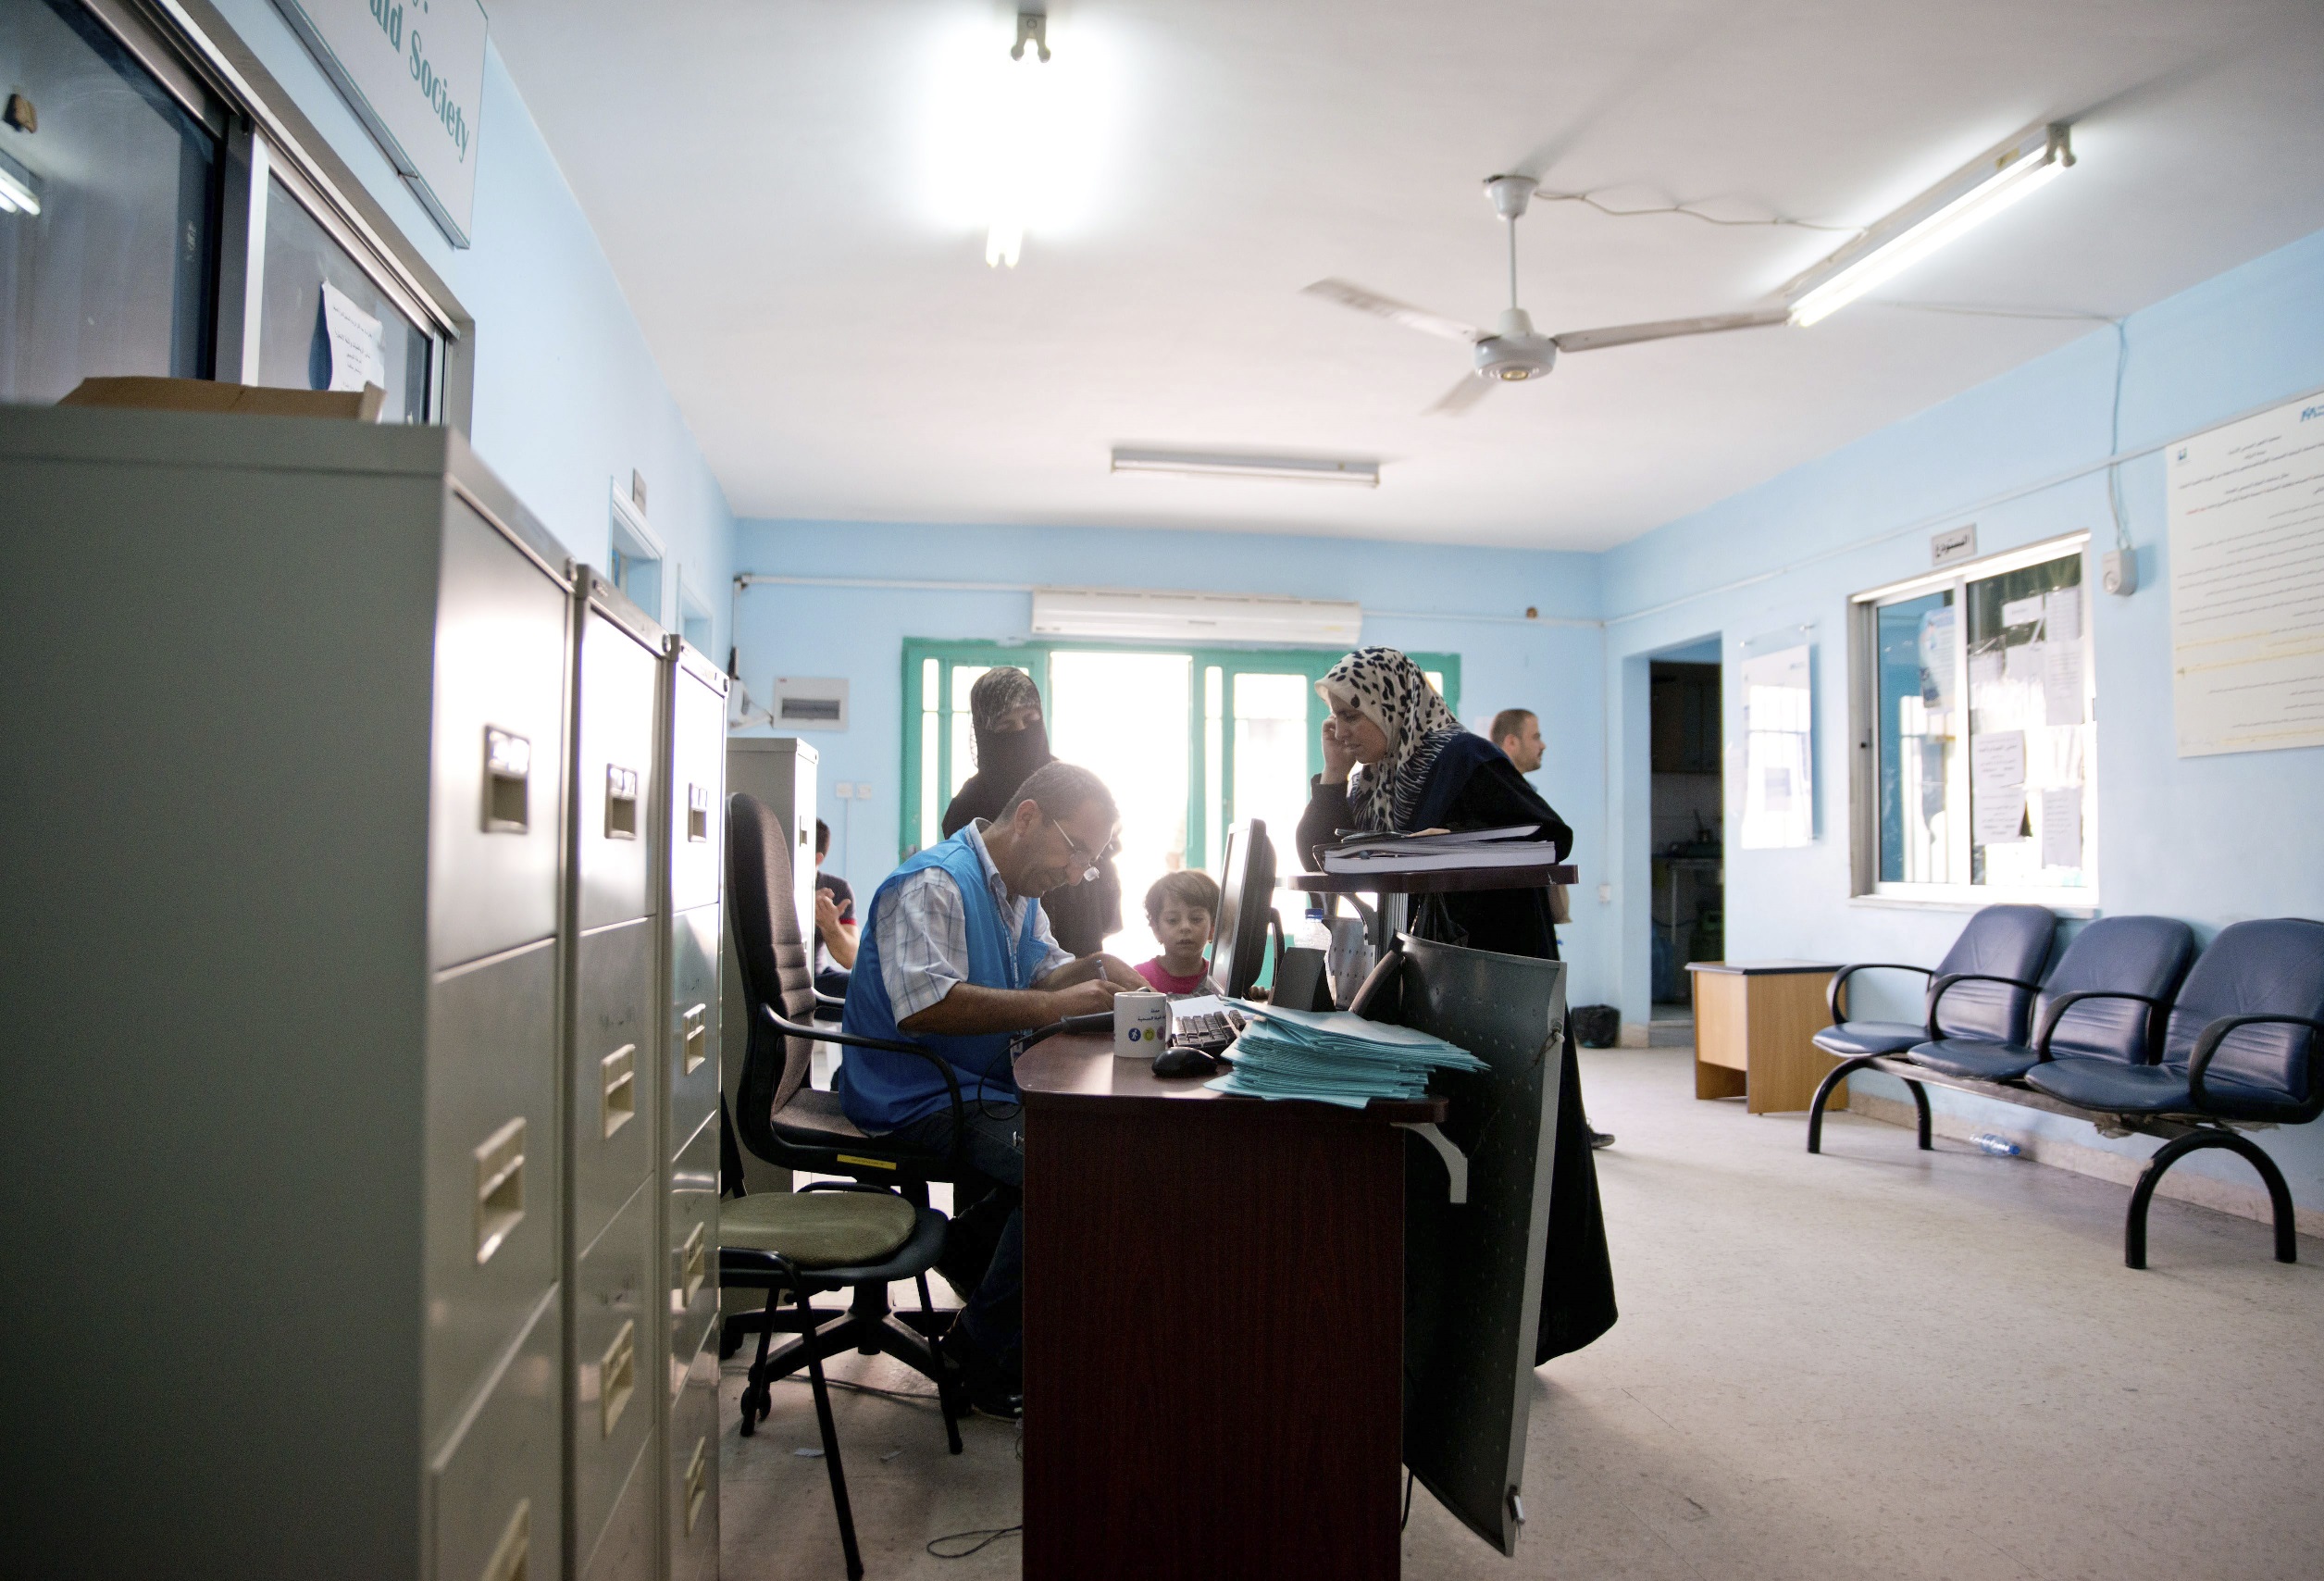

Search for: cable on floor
xmin=926 ymin=1525 xmax=1022 ymax=1559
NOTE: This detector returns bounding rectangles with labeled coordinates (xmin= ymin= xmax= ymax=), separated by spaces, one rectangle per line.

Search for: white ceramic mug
xmin=1112 ymin=990 xmax=1170 ymax=1058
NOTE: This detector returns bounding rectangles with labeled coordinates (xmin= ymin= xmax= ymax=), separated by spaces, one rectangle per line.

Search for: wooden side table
xmin=1687 ymin=960 xmax=1847 ymax=1114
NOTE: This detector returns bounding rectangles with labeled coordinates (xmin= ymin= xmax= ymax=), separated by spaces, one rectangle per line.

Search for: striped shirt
xmin=876 ymin=820 xmax=1075 ymax=1024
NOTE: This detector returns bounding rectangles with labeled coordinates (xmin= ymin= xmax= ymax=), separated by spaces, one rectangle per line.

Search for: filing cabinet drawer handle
xmin=679 ymin=1220 xmax=707 ymax=1307
xmin=683 ymin=1436 xmax=710 ymax=1536
xmin=681 ymin=1003 xmax=708 ymax=1076
xmin=687 ymin=783 xmax=710 ymax=842
xmin=481 ymin=1498 xmax=528 ymax=1581
xmin=600 ymin=1044 xmax=637 ymax=1140
xmin=482 ymin=727 xmax=531 ymax=834
xmin=603 ymin=764 xmax=640 ymax=840
xmin=600 ymin=1320 xmax=637 ymax=1440
xmin=473 ymin=1118 xmax=527 ymax=1265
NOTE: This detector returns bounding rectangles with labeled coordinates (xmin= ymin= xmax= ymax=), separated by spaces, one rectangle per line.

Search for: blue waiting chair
xmin=2024 ymin=917 xmax=2324 ymax=1266
xmin=1909 ymin=915 xmax=2195 ymax=1082
xmin=1808 ymin=904 xmax=2057 ymax=1145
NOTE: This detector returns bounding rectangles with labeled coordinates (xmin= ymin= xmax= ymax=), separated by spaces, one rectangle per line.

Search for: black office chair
xmin=723 ymin=793 xmax=966 ymax=1400
xmin=717 ymin=1104 xmax=963 ymax=1580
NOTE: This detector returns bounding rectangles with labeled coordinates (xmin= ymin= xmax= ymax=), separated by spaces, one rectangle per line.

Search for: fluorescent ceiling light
xmin=986 ymin=13 xmax=1051 ymax=268
xmin=1786 ymin=122 xmax=2073 ymax=327
xmin=1111 ymin=448 xmax=1381 ymax=487
xmin=0 ymin=152 xmax=40 ymax=217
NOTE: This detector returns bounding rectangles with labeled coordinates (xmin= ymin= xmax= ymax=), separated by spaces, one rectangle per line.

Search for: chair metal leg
xmin=1806 ymin=1056 xmax=1883 ymax=1153
xmin=2127 ymin=1128 xmax=2299 ymax=1269
xmin=800 ymin=1289 xmax=865 ymax=1581
xmin=1905 ymin=1078 xmax=1933 ymax=1150
xmin=739 ymin=1286 xmax=786 ymax=1437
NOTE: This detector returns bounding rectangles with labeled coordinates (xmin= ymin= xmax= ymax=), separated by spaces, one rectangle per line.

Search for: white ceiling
xmin=487 ymin=0 xmax=2324 ymax=551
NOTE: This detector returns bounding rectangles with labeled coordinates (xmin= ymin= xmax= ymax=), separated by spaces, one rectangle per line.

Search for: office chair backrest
xmin=727 ymin=792 xmax=817 ymax=1158
xmin=2035 ymin=915 xmax=2194 ymax=1064
xmin=2159 ymin=918 xmax=2324 ymax=1104
xmin=1931 ymin=904 xmax=2056 ymax=1043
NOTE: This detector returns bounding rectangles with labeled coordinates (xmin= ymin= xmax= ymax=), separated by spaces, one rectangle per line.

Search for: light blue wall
xmin=730 ymin=520 xmax=1616 ymax=1002
xmin=203 ymin=3 xmax=734 ymax=641
xmin=1599 ymin=226 xmax=2324 ymax=1209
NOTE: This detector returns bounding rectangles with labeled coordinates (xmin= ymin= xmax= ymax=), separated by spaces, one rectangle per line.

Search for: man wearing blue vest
xmin=839 ymin=760 xmax=1142 ymax=1415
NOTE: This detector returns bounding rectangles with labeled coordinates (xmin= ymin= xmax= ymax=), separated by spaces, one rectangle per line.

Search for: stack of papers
xmin=1322 ymin=824 xmax=1548 ymax=874
xmin=1205 ymin=1002 xmax=1486 ymax=1108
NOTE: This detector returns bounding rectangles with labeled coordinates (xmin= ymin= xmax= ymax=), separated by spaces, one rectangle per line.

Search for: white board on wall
xmin=2166 ymin=392 xmax=2324 ymax=757
xmin=272 ymin=0 xmax=489 ymax=246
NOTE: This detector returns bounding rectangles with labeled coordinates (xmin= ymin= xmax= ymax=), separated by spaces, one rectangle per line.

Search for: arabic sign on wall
xmin=272 ymin=0 xmax=490 ymax=247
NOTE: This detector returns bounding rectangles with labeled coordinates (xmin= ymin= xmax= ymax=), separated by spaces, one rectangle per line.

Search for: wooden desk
xmin=1015 ymin=1033 xmax=1444 ymax=1581
xmin=1687 ymin=960 xmax=1846 ymax=1114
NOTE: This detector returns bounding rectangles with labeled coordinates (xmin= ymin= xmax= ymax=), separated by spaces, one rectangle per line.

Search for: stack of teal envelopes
xmin=1205 ymin=1001 xmax=1485 ymax=1108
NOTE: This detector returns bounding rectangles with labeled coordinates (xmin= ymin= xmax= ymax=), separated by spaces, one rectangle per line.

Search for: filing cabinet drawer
xmin=427 ymin=939 xmax=559 ymax=1441
xmin=575 ymin=918 xmax=655 ymax=1249
xmin=665 ymin=655 xmax=726 ymax=913
xmin=575 ymin=1177 xmax=655 ymax=1564
xmin=581 ymin=1437 xmax=656 ymax=1581
xmin=575 ymin=605 xmax=662 ymax=932
xmin=666 ymin=1335 xmax=721 ymax=1581
xmin=429 ymin=496 xmax=571 ymax=972
xmin=430 ymin=1287 xmax=561 ymax=1581
xmin=668 ymin=1111 xmax=720 ymax=1384
xmin=667 ymin=904 xmax=721 ymax=1159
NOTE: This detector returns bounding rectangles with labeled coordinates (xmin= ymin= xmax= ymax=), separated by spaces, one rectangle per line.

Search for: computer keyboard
xmin=1170 ymin=994 xmax=1239 ymax=1054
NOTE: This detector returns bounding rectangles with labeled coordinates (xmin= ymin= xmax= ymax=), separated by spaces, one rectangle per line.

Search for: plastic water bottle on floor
xmin=1970 ymin=1132 xmax=2022 ymax=1157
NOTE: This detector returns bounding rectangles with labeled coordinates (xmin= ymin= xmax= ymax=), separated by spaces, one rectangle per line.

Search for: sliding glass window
xmin=255 ymin=169 xmax=432 ymax=423
xmin=1855 ymin=536 xmax=2094 ymax=904
xmin=0 ymin=0 xmax=225 ymax=401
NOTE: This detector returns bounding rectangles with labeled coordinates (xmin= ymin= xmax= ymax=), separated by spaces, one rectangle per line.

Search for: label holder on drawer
xmin=681 ymin=1003 xmax=707 ymax=1075
xmin=603 ymin=764 xmax=640 ymax=840
xmin=600 ymin=1319 xmax=636 ymax=1439
xmin=482 ymin=727 xmax=531 ymax=834
xmin=677 ymin=1220 xmax=707 ymax=1308
xmin=473 ymin=1118 xmax=527 ymax=1264
xmin=687 ymin=783 xmax=710 ymax=842
xmin=683 ymin=1436 xmax=710 ymax=1536
xmin=482 ymin=1498 xmax=529 ymax=1581
xmin=600 ymin=1044 xmax=637 ymax=1139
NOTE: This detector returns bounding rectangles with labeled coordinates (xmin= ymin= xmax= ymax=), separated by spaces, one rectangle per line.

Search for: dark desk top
xmin=1015 ymin=1032 xmax=1448 ymax=1124
xmin=1684 ymin=959 xmax=1841 ymax=976
xmin=1286 ymin=862 xmax=1578 ymax=895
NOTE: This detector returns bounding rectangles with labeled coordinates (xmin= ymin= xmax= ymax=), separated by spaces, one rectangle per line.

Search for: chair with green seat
xmin=719 ymin=1107 xmax=965 ymax=1580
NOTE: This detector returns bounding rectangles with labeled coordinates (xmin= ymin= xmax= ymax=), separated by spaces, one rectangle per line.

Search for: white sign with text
xmin=273 ymin=0 xmax=489 ymax=246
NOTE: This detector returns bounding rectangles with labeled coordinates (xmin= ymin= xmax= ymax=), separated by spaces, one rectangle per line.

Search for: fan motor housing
xmin=1474 ymin=334 xmax=1556 ymax=382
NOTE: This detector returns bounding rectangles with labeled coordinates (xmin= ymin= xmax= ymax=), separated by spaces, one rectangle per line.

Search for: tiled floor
xmin=720 ymin=1046 xmax=2322 ymax=1580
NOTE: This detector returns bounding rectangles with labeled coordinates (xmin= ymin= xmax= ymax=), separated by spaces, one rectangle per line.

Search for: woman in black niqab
xmin=939 ymin=667 xmax=1123 ymax=957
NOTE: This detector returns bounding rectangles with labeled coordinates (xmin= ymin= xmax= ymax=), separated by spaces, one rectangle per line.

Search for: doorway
xmin=1648 ymin=648 xmax=1723 ymax=1030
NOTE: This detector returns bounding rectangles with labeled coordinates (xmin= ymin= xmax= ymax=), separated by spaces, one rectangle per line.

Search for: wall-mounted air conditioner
xmin=1030 ymin=587 xmax=1362 ymax=648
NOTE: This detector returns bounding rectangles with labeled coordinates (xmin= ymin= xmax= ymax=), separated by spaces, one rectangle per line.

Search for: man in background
xmin=812 ymin=818 xmax=856 ymax=1009
xmin=1490 ymin=706 xmax=1613 ymax=1151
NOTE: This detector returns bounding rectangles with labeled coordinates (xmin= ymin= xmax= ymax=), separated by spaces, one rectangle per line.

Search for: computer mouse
xmin=1150 ymin=1045 xmax=1220 ymax=1079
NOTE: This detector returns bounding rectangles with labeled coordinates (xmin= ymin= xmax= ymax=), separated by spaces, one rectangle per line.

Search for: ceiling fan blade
xmin=1426 ymin=375 xmax=1493 ymax=417
xmin=1303 ymin=279 xmax=1482 ymax=343
xmin=1551 ymin=307 xmax=1791 ymax=355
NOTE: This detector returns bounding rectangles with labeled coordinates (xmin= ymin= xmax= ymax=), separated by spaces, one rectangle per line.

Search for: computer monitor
xmin=1209 ymin=819 xmax=1278 ymax=999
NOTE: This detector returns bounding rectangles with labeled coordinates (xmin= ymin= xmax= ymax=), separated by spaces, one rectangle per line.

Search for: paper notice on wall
xmin=2040 ymin=788 xmax=2083 ymax=869
xmin=2001 ymin=595 xmax=2045 ymax=629
xmin=1969 ymin=649 xmax=2005 ymax=692
xmin=1970 ymin=728 xmax=2026 ymax=791
xmin=2168 ymin=392 xmax=2324 ymax=756
xmin=1974 ymin=787 xmax=2028 ymax=845
xmin=320 ymin=280 xmax=387 ymax=394
xmin=1919 ymin=607 xmax=1957 ymax=706
xmin=2005 ymin=641 xmax=2042 ymax=687
xmin=2042 ymin=640 xmax=2086 ymax=724
xmin=2044 ymin=587 xmax=2082 ymax=641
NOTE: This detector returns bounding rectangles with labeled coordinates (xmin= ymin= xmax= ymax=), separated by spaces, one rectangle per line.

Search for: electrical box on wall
xmin=770 ymin=676 xmax=849 ymax=730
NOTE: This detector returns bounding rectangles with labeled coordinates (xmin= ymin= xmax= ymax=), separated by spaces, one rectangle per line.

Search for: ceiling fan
xmin=1305 ymin=175 xmax=1790 ymax=415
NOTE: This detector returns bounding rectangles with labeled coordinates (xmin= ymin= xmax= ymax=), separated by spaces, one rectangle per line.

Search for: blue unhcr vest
xmin=835 ymin=828 xmax=1052 ymax=1132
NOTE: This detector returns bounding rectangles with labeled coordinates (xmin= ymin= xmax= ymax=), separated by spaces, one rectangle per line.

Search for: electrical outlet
xmin=833 ymin=781 xmax=853 ymax=800
xmin=1597 ymin=883 xmax=1612 ymax=904
xmin=854 ymin=783 xmax=872 ymax=802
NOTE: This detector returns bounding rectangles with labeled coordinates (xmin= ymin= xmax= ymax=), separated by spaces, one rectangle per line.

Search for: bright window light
xmin=1787 ymin=123 xmax=2073 ymax=327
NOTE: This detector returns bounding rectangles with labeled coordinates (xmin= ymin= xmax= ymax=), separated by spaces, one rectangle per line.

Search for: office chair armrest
xmin=760 ymin=1003 xmax=969 ymax=1137
xmin=1348 ymin=934 xmax=1409 ymax=1020
xmin=800 ymin=1180 xmax=907 ymax=1198
xmin=1925 ymin=972 xmax=2044 ymax=1042
xmin=2032 ymin=989 xmax=2174 ymax=1063
xmin=1827 ymin=962 xmax=1932 ymax=1025
xmin=2187 ymin=1015 xmax=2324 ymax=1108
xmin=813 ymin=990 xmax=847 ymax=1012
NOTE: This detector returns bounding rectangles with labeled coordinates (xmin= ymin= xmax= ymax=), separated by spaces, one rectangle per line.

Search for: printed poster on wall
xmin=2166 ymin=392 xmax=2324 ymax=756
xmin=272 ymin=1 xmax=490 ymax=247
xmin=1738 ymin=642 xmax=1813 ymax=849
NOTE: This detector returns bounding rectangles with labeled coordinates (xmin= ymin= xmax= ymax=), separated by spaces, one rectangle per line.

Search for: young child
xmin=1136 ymin=869 xmax=1220 ymax=995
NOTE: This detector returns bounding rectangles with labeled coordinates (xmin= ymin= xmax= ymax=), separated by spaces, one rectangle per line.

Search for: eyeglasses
xmin=1048 ymin=816 xmax=1115 ymax=882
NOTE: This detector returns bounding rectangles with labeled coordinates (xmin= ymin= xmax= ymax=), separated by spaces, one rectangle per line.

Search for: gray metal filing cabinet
xmin=2 ymin=406 xmax=573 ymax=1580
xmin=565 ymin=572 xmax=669 ymax=1581
xmin=662 ymin=642 xmax=728 ymax=1581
